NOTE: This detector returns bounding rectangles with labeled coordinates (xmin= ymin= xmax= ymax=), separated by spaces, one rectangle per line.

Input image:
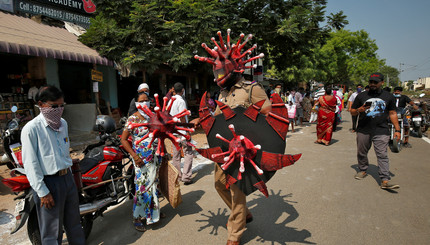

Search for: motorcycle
xmin=389 ymin=107 xmax=405 ymax=153
xmin=1 ymin=115 xmax=134 ymax=244
xmin=410 ymin=94 xmax=430 ymax=138
xmin=0 ymin=106 xmax=24 ymax=170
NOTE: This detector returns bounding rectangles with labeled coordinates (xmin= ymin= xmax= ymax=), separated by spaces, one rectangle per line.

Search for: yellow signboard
xmin=91 ymin=69 xmax=103 ymax=82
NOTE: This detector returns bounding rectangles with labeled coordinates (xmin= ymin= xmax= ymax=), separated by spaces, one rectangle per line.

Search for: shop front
xmin=0 ymin=11 xmax=117 ymax=133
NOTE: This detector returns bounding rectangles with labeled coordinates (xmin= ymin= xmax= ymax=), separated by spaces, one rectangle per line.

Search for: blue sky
xmin=325 ymin=0 xmax=430 ymax=81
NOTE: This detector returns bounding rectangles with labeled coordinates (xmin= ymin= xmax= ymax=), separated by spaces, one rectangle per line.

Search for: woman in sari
xmin=121 ymin=92 xmax=162 ymax=232
xmin=315 ymin=87 xmax=337 ymax=146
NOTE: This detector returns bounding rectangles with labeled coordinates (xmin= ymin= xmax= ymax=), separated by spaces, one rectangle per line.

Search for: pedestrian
xmin=128 ymin=83 xmax=150 ymax=116
xmin=169 ymin=82 xmax=194 ymax=185
xmin=315 ymin=87 xmax=337 ymax=146
xmin=347 ymin=84 xmax=363 ymax=132
xmin=302 ymin=92 xmax=312 ymax=123
xmin=286 ymin=101 xmax=296 ymax=132
xmin=350 ymin=72 xmax=400 ymax=189
xmin=121 ymin=91 xmax=163 ymax=232
xmin=295 ymin=87 xmax=304 ymax=126
xmin=392 ymin=86 xmax=418 ymax=147
xmin=21 ymin=85 xmax=85 ymax=245
xmin=332 ymin=89 xmax=342 ymax=131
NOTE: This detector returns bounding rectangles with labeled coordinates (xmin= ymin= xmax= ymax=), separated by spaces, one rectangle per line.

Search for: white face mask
xmin=135 ymin=102 xmax=150 ymax=119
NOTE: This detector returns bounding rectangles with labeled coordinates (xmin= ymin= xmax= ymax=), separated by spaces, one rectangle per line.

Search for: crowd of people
xmin=19 ymin=70 xmax=412 ymax=244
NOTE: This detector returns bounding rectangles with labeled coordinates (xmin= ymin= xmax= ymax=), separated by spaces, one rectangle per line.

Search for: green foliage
xmin=379 ymin=65 xmax=400 ymax=87
xmin=80 ymin=0 xmax=329 ymax=79
xmin=312 ymin=29 xmax=384 ymax=85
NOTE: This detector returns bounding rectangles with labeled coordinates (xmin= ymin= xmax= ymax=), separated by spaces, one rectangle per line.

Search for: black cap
xmin=369 ymin=72 xmax=384 ymax=82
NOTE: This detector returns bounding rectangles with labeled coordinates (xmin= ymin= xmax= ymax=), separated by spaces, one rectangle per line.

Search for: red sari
xmin=316 ymin=95 xmax=337 ymax=143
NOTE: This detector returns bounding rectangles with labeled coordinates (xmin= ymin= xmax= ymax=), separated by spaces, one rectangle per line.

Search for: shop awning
xmin=0 ymin=12 xmax=113 ymax=66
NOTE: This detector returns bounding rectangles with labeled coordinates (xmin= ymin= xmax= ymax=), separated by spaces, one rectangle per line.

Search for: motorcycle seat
xmin=80 ymin=158 xmax=100 ymax=174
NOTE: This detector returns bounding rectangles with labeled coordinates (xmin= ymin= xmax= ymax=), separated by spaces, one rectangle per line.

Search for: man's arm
xmin=389 ymin=110 xmax=401 ymax=140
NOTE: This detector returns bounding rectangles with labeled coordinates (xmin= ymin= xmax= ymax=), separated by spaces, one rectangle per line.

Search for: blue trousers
xmin=33 ymin=171 xmax=85 ymax=245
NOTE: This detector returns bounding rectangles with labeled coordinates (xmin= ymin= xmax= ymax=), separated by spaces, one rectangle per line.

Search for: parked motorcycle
xmin=389 ymin=108 xmax=405 ymax=153
xmin=410 ymin=94 xmax=430 ymax=138
xmin=1 ymin=115 xmax=134 ymax=244
xmin=0 ymin=106 xmax=24 ymax=170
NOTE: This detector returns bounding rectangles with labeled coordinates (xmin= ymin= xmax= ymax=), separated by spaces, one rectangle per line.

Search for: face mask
xmin=40 ymin=106 xmax=64 ymax=131
xmin=393 ymin=94 xmax=401 ymax=98
xmin=357 ymin=88 xmax=362 ymax=93
xmin=135 ymin=102 xmax=150 ymax=119
xmin=275 ymin=88 xmax=281 ymax=94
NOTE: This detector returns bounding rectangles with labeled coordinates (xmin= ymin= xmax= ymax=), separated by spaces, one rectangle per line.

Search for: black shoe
xmin=184 ymin=180 xmax=193 ymax=185
xmin=403 ymin=143 xmax=412 ymax=148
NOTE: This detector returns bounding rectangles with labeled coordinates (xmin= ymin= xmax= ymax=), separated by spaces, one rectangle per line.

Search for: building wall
xmin=98 ymin=65 xmax=118 ymax=108
xmin=414 ymin=77 xmax=430 ymax=90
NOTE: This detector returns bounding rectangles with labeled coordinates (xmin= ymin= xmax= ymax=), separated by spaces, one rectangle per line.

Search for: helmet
xmin=94 ymin=115 xmax=116 ymax=133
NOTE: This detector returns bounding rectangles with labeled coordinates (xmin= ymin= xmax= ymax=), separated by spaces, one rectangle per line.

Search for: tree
xmin=379 ymin=65 xmax=400 ymax=87
xmin=312 ymin=29 xmax=384 ymax=85
xmin=79 ymin=0 xmax=330 ymax=82
xmin=327 ymin=11 xmax=349 ymax=30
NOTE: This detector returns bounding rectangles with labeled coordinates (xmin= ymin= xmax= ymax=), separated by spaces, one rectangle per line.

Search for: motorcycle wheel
xmin=391 ymin=139 xmax=401 ymax=153
xmin=27 ymin=210 xmax=41 ymax=245
xmin=417 ymin=127 xmax=423 ymax=138
xmin=81 ymin=214 xmax=93 ymax=239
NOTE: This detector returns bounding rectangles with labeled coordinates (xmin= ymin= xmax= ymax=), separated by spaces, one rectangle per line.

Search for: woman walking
xmin=315 ymin=87 xmax=337 ymax=146
xmin=121 ymin=92 xmax=162 ymax=232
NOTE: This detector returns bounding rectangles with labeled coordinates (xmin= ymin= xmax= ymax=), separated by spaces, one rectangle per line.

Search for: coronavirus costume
xmin=195 ymin=30 xmax=302 ymax=244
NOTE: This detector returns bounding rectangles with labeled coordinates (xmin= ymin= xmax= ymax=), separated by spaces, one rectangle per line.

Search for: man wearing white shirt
xmin=169 ymin=82 xmax=194 ymax=185
xmin=348 ymin=84 xmax=363 ymax=132
xmin=22 ymin=85 xmax=85 ymax=245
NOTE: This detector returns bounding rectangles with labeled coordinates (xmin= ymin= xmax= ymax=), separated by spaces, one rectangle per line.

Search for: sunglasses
xmin=44 ymin=102 xmax=66 ymax=108
xmin=368 ymin=81 xmax=380 ymax=84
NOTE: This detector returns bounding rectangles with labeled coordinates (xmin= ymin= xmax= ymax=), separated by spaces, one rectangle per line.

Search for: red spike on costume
xmin=235 ymin=33 xmax=245 ymax=49
xmin=260 ymin=152 xmax=302 ymax=171
xmin=162 ymin=97 xmax=168 ymax=111
xmin=201 ymin=43 xmax=218 ymax=58
xmin=211 ymin=37 xmax=223 ymax=53
xmin=237 ymin=34 xmax=253 ymax=53
xmin=253 ymin=181 xmax=269 ymax=197
xmin=166 ymin=96 xmax=176 ymax=112
xmin=249 ymin=159 xmax=264 ymax=175
xmin=199 ymin=114 xmax=215 ymax=135
xmin=195 ymin=55 xmax=216 ymax=65
xmin=214 ymin=47 xmax=226 ymax=60
xmin=216 ymin=133 xmax=231 ymax=144
xmin=174 ymin=109 xmax=190 ymax=119
xmin=227 ymin=29 xmax=231 ymax=48
xmin=154 ymin=94 xmax=160 ymax=108
xmin=215 ymin=100 xmax=236 ymax=120
xmin=228 ymin=124 xmax=237 ymax=137
xmin=217 ymin=31 xmax=227 ymax=51
xmin=244 ymin=100 xmax=266 ymax=121
xmin=240 ymin=53 xmax=264 ymax=65
xmin=135 ymin=132 xmax=150 ymax=145
xmin=266 ymin=112 xmax=289 ymax=141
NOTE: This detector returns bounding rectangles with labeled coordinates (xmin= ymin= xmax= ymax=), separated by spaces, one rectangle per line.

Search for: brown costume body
xmin=214 ymin=78 xmax=270 ymax=242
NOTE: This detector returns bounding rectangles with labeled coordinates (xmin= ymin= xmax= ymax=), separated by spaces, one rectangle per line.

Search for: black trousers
xmin=33 ymin=171 xmax=85 ymax=245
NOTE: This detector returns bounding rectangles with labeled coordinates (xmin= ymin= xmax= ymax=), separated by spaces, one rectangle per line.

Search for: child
xmin=286 ymin=101 xmax=296 ymax=132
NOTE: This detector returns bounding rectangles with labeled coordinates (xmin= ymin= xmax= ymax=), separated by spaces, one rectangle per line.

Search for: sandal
xmin=134 ymin=219 xmax=146 ymax=232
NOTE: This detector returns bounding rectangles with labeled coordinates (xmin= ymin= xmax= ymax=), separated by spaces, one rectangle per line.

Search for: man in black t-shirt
xmin=351 ymin=73 xmax=401 ymax=190
xmin=393 ymin=87 xmax=418 ymax=147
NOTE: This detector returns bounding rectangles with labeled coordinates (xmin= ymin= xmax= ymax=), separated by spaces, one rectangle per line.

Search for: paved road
xmin=1 ymin=113 xmax=430 ymax=244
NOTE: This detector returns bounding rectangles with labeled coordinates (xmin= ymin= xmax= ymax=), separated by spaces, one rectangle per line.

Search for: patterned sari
xmin=316 ymin=96 xmax=337 ymax=143
xmin=126 ymin=115 xmax=161 ymax=225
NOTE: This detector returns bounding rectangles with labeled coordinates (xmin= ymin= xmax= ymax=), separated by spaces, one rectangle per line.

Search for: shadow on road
xmin=196 ymin=189 xmax=314 ymax=244
xmin=350 ymin=164 xmax=398 ymax=193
